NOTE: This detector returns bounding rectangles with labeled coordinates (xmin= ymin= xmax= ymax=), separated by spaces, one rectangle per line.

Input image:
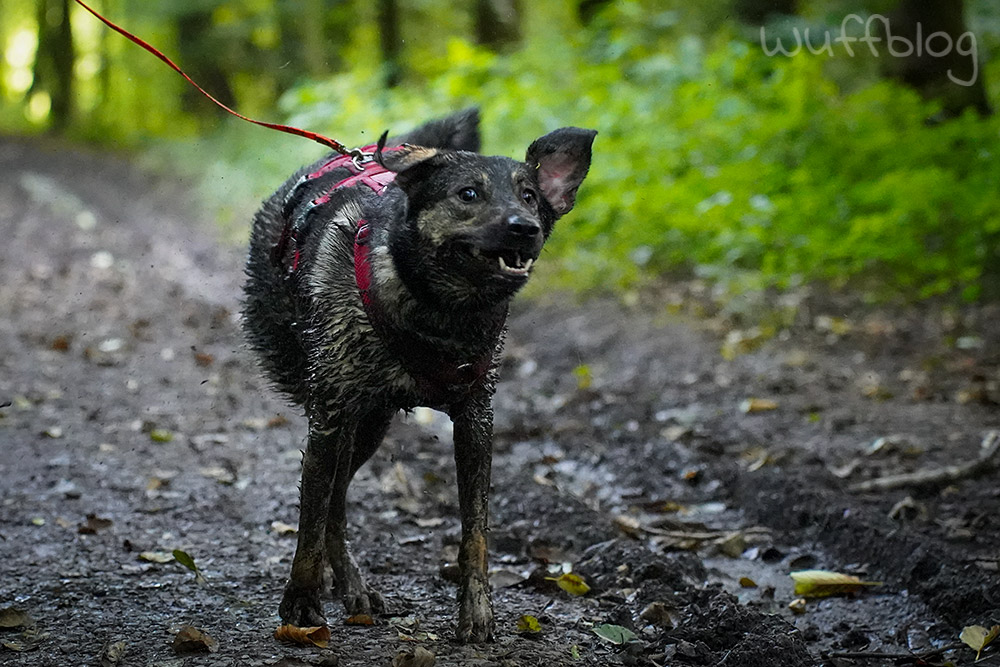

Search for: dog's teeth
xmin=524 ymin=258 xmax=533 ymax=271
xmin=498 ymin=256 xmax=508 ymax=271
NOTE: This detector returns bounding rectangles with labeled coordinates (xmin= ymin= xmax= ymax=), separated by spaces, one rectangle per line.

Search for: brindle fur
xmin=242 ymin=108 xmax=595 ymax=642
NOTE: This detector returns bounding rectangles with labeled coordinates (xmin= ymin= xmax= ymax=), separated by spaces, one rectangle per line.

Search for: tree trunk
xmin=880 ymin=0 xmax=991 ymax=117
xmin=474 ymin=0 xmax=521 ymax=51
xmin=176 ymin=9 xmax=236 ymax=114
xmin=734 ymin=0 xmax=797 ymax=26
xmin=31 ymin=0 xmax=75 ymax=131
xmin=376 ymin=0 xmax=401 ymax=88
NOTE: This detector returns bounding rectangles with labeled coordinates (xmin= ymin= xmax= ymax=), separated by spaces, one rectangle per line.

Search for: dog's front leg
xmin=450 ymin=390 xmax=496 ymax=643
xmin=279 ymin=419 xmax=354 ymax=628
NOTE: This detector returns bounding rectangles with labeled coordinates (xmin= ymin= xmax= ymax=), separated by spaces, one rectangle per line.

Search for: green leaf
xmin=592 ymin=624 xmax=636 ymax=645
xmin=172 ymin=549 xmax=198 ymax=572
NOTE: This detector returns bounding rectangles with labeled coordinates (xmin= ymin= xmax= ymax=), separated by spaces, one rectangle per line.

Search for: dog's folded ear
xmin=376 ymin=139 xmax=442 ymax=174
xmin=526 ymin=128 xmax=598 ymax=217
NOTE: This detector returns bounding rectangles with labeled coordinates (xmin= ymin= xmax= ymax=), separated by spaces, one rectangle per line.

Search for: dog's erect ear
xmin=525 ymin=127 xmax=597 ymax=217
xmin=391 ymin=107 xmax=481 ymax=152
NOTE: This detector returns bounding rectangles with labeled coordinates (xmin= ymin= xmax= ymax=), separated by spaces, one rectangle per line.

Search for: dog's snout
xmin=506 ymin=215 xmax=541 ymax=237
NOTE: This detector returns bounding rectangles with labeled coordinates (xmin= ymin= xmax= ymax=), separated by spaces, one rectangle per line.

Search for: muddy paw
xmin=279 ymin=583 xmax=327 ymax=628
xmin=456 ymin=578 xmax=494 ymax=644
xmin=343 ymin=585 xmax=385 ymax=616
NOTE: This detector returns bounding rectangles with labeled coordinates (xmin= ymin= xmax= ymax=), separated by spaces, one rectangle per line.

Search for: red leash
xmin=72 ymin=0 xmax=352 ymax=156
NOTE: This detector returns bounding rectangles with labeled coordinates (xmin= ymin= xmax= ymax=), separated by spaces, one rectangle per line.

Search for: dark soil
xmin=1 ymin=137 xmax=998 ymax=667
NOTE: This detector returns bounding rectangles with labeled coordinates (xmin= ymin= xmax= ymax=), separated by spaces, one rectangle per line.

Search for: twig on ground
xmin=849 ymin=431 xmax=999 ymax=493
xmin=825 ymin=641 xmax=965 ymax=663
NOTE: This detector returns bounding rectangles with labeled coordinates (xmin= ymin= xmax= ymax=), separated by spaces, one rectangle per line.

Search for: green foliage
xmin=280 ymin=10 xmax=1000 ymax=301
xmin=4 ymin=0 xmax=998 ymax=301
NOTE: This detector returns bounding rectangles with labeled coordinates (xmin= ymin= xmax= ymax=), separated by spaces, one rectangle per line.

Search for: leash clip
xmin=349 ymin=148 xmax=373 ymax=171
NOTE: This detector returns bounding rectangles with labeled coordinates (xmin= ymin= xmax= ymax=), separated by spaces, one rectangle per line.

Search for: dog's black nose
xmin=506 ymin=215 xmax=541 ymax=237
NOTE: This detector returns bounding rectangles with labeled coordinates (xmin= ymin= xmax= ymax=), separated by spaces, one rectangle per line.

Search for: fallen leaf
xmin=490 ymin=569 xmax=528 ymax=589
xmin=149 ymin=429 xmax=173 ymax=443
xmin=639 ymin=602 xmax=676 ymax=629
xmin=613 ymin=514 xmax=642 ymax=538
xmin=172 ymin=626 xmax=218 ymax=654
xmin=267 ymin=414 xmax=290 ymax=428
xmin=790 ymin=570 xmax=882 ymax=598
xmin=516 ymin=614 xmax=541 ymax=634
xmin=50 ymin=335 xmax=71 ymax=352
xmin=740 ymin=398 xmax=778 ymax=414
xmin=787 ymin=598 xmax=807 ymax=614
xmin=138 ymin=551 xmax=174 ymax=564
xmin=0 ymin=607 xmax=33 ymax=629
xmin=592 ymin=624 xmax=636 ymax=645
xmin=78 ymin=514 xmax=113 ymax=535
xmin=270 ymin=520 xmax=297 ymax=536
xmin=172 ymin=549 xmax=206 ymax=583
xmin=274 ymin=624 xmax=331 ymax=648
xmin=99 ymin=640 xmax=127 ymax=667
xmin=193 ymin=352 xmax=214 ymax=367
xmin=739 ymin=577 xmax=758 ymax=588
xmin=415 ymin=517 xmax=445 ymax=528
xmin=960 ymin=624 xmax=1000 ymax=660
xmin=391 ymin=646 xmax=436 ymax=667
xmin=547 ymin=572 xmax=590 ymax=596
xmin=345 ymin=614 xmax=374 ymax=626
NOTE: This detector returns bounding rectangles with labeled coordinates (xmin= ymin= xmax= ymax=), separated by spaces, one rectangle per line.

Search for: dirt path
xmin=1 ymin=138 xmax=998 ymax=667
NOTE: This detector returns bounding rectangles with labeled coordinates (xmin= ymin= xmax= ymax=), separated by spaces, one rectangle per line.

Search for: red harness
xmin=277 ymin=146 xmax=499 ymax=404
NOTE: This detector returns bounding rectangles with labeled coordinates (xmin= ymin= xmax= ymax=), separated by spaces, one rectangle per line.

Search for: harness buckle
xmin=348 ymin=148 xmax=372 ymax=171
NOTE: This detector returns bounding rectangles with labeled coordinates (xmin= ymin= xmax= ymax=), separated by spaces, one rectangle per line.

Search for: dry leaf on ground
xmin=740 ymin=398 xmax=779 ymax=414
xmin=547 ymin=572 xmax=591 ymax=596
xmin=790 ymin=569 xmax=881 ymax=598
xmin=0 ymin=607 xmax=33 ymax=629
xmin=345 ymin=614 xmax=374 ymax=626
xmin=274 ymin=624 xmax=331 ymax=648
xmin=516 ymin=614 xmax=542 ymax=634
xmin=960 ymin=624 xmax=1000 ymax=660
xmin=391 ymin=646 xmax=435 ymax=667
xmin=172 ymin=626 xmax=218 ymax=654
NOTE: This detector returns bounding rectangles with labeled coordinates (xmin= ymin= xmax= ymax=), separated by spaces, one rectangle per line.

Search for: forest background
xmin=4 ymin=0 xmax=999 ymax=305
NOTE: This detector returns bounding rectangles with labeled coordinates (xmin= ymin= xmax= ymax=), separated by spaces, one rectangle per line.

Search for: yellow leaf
xmin=738 ymin=577 xmax=757 ymax=588
xmin=740 ymin=398 xmax=779 ymax=414
xmin=346 ymin=614 xmax=374 ymax=626
xmin=516 ymin=614 xmax=541 ymax=634
xmin=787 ymin=598 xmax=807 ymax=614
xmin=546 ymin=572 xmax=591 ymax=596
xmin=273 ymin=624 xmax=330 ymax=648
xmin=790 ymin=570 xmax=881 ymax=598
xmin=960 ymin=624 xmax=1000 ymax=660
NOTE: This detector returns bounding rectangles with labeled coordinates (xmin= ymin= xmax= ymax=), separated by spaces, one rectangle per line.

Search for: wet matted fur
xmin=243 ymin=108 xmax=595 ymax=642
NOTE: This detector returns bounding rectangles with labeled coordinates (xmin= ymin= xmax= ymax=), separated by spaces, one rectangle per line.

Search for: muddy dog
xmin=242 ymin=108 xmax=595 ymax=642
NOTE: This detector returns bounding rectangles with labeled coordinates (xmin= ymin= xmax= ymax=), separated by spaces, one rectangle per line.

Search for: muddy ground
xmin=1 ymin=137 xmax=998 ymax=667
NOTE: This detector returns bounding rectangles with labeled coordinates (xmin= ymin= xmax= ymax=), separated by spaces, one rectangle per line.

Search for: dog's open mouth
xmin=463 ymin=246 xmax=536 ymax=278
xmin=483 ymin=250 xmax=534 ymax=277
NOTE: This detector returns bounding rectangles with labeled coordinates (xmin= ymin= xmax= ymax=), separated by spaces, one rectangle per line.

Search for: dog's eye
xmin=521 ymin=188 xmax=537 ymax=207
xmin=458 ymin=187 xmax=479 ymax=202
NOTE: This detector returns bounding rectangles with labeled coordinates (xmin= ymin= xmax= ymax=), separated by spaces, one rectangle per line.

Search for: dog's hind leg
xmin=279 ymin=419 xmax=356 ymax=627
xmin=324 ymin=408 xmax=394 ymax=616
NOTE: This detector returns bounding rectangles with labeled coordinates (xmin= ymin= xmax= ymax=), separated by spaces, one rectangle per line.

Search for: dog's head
xmin=381 ymin=127 xmax=596 ymax=306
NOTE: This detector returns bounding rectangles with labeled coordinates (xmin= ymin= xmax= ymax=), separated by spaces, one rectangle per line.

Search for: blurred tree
xmin=176 ymin=8 xmax=237 ymax=114
xmin=734 ymin=0 xmax=797 ymax=25
xmin=31 ymin=0 xmax=75 ymax=130
xmin=879 ymin=0 xmax=992 ymax=117
xmin=377 ymin=0 xmax=401 ymax=87
xmin=474 ymin=0 xmax=521 ymax=50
